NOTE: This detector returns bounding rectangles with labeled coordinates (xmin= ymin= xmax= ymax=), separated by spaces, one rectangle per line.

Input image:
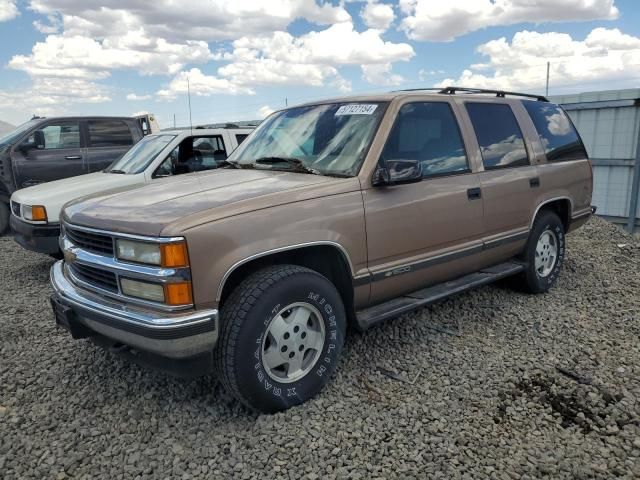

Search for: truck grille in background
xmin=11 ymin=201 xmax=20 ymax=216
xmin=69 ymin=263 xmax=118 ymax=293
xmin=65 ymin=227 xmax=114 ymax=256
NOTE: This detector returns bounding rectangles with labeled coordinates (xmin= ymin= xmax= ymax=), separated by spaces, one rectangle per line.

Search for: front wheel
xmin=518 ymin=210 xmax=565 ymax=293
xmin=215 ymin=265 xmax=346 ymax=412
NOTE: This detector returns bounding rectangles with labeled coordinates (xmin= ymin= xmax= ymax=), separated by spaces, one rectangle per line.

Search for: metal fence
xmin=550 ymin=89 xmax=640 ymax=233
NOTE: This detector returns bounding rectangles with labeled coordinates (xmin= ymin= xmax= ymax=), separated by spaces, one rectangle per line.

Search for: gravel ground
xmin=1 ymin=216 xmax=639 ymax=479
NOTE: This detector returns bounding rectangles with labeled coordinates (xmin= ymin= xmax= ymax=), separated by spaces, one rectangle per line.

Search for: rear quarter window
xmin=522 ymin=101 xmax=587 ymax=162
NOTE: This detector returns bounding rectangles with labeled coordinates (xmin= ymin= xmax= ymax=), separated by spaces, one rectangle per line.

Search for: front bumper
xmin=10 ymin=215 xmax=60 ymax=254
xmin=50 ymin=261 xmax=219 ymax=360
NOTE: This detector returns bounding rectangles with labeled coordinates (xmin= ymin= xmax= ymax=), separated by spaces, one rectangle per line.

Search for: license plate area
xmin=50 ymin=295 xmax=90 ymax=339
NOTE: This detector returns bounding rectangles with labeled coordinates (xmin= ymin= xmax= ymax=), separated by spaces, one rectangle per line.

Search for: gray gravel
xmin=1 ymin=216 xmax=639 ymax=479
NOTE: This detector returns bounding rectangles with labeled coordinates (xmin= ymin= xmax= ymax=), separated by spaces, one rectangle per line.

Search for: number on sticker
xmin=335 ymin=104 xmax=378 ymax=116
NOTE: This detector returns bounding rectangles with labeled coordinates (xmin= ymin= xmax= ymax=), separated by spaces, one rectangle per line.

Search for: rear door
xmin=11 ymin=120 xmax=85 ymax=188
xmin=460 ymin=101 xmax=539 ymax=247
xmin=85 ymin=119 xmax=135 ymax=172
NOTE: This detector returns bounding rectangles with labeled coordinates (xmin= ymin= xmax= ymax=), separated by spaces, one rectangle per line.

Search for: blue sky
xmin=0 ymin=0 xmax=638 ymax=128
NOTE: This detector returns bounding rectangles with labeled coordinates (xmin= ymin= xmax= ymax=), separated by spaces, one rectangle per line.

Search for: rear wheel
xmin=0 ymin=202 xmax=9 ymax=234
xmin=216 ymin=264 xmax=346 ymax=412
xmin=518 ymin=210 xmax=565 ymax=293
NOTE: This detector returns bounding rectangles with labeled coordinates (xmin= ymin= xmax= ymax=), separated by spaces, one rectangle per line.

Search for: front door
xmin=362 ymin=100 xmax=485 ymax=304
xmin=12 ymin=120 xmax=85 ymax=189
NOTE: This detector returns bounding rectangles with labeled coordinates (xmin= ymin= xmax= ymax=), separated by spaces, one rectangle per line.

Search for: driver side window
xmin=23 ymin=122 xmax=81 ymax=150
xmin=381 ymin=102 xmax=468 ymax=178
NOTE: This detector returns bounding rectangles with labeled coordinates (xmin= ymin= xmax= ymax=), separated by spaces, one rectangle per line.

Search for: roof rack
xmin=438 ymin=86 xmax=548 ymax=102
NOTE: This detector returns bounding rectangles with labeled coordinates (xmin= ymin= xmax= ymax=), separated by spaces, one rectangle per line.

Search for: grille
xmin=69 ymin=263 xmax=118 ymax=293
xmin=11 ymin=201 xmax=20 ymax=217
xmin=66 ymin=227 xmax=114 ymax=255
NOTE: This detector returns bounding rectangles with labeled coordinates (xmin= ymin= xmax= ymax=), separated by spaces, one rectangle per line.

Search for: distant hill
xmin=0 ymin=120 xmax=15 ymax=136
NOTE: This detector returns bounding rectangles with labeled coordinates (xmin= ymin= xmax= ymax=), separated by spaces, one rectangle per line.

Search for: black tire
xmin=518 ymin=210 xmax=565 ymax=293
xmin=215 ymin=264 xmax=346 ymax=413
xmin=0 ymin=202 xmax=8 ymax=234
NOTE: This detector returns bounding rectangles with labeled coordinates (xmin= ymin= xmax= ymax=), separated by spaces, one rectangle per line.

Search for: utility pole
xmin=173 ymin=114 xmax=176 ymax=128
xmin=545 ymin=61 xmax=550 ymax=97
xmin=285 ymin=98 xmax=288 ymax=107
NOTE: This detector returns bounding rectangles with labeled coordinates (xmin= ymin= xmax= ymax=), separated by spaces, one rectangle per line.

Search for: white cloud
xmin=361 ymin=1 xmax=395 ymax=30
xmin=0 ymin=77 xmax=110 ymax=122
xmin=126 ymin=93 xmax=152 ymax=101
xmin=9 ymin=34 xmax=213 ymax=79
xmin=0 ymin=0 xmax=18 ymax=22
xmin=361 ymin=63 xmax=404 ymax=86
xmin=33 ymin=13 xmax=60 ymax=33
xmin=258 ymin=105 xmax=275 ymax=119
xmin=418 ymin=68 xmax=445 ymax=80
xmin=157 ymin=68 xmax=254 ymax=100
xmin=439 ymin=28 xmax=640 ymax=93
xmin=399 ymin=0 xmax=619 ymax=41
xmin=29 ymin=0 xmax=351 ymax=42
xmin=157 ymin=20 xmax=412 ymax=100
xmin=216 ymin=22 xmax=414 ymax=90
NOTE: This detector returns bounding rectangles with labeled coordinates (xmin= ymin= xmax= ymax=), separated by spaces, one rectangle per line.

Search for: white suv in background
xmin=10 ymin=126 xmax=254 ymax=255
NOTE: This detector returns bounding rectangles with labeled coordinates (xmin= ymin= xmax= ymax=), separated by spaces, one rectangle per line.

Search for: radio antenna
xmin=187 ymin=75 xmax=193 ymax=134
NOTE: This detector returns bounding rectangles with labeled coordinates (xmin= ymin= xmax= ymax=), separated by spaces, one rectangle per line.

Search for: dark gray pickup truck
xmin=0 ymin=115 xmax=149 ymax=233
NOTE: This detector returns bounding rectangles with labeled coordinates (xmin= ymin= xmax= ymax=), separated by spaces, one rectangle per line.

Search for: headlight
xmin=23 ymin=205 xmax=47 ymax=222
xmin=115 ymin=239 xmax=189 ymax=267
xmin=116 ymin=240 xmax=161 ymax=265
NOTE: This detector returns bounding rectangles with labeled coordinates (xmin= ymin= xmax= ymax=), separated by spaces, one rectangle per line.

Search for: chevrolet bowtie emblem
xmin=63 ymin=249 xmax=77 ymax=263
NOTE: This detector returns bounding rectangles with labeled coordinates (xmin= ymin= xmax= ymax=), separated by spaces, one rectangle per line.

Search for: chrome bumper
xmin=50 ymin=261 xmax=219 ymax=359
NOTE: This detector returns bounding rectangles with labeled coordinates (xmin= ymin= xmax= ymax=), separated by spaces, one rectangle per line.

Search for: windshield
xmin=0 ymin=119 xmax=41 ymax=146
xmin=228 ymin=102 xmax=387 ymax=177
xmin=105 ymin=134 xmax=176 ymax=174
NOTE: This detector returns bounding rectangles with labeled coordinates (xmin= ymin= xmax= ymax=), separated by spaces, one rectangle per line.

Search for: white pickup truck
xmin=10 ymin=126 xmax=254 ymax=255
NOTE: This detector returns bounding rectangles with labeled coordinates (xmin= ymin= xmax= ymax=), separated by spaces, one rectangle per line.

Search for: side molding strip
xmin=369 ymin=230 xmax=529 ymax=283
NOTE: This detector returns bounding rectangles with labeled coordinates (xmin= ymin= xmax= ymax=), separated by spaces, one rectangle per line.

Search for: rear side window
xmin=381 ymin=102 xmax=468 ymax=178
xmin=466 ymin=103 xmax=529 ymax=170
xmin=523 ymin=101 xmax=587 ymax=162
xmin=88 ymin=120 xmax=134 ymax=147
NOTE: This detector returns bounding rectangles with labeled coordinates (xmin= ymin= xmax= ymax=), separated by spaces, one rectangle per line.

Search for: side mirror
xmin=372 ymin=159 xmax=422 ymax=187
xmin=33 ymin=130 xmax=45 ymax=149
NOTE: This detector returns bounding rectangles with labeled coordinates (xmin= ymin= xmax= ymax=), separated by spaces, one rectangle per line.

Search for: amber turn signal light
xmin=164 ymin=282 xmax=193 ymax=306
xmin=30 ymin=205 xmax=47 ymax=221
xmin=160 ymin=242 xmax=189 ymax=268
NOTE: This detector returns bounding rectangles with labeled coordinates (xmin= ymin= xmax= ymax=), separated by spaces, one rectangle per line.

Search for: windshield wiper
xmin=107 ymin=169 xmax=127 ymax=174
xmin=254 ymin=157 xmax=320 ymax=175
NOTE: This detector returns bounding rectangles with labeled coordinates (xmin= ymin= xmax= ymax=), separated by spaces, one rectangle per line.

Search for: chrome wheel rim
xmin=535 ymin=229 xmax=558 ymax=278
xmin=261 ymin=302 xmax=325 ymax=384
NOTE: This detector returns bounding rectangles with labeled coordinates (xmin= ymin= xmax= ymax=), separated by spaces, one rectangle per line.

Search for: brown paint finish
xmin=58 ymin=90 xmax=593 ymax=316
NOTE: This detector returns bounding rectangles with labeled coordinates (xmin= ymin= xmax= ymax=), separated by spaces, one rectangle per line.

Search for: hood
xmin=63 ymin=169 xmax=359 ymax=236
xmin=11 ymin=172 xmax=144 ymax=222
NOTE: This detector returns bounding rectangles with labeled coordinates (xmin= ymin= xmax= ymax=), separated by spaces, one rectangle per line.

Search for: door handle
xmin=529 ymin=177 xmax=540 ymax=188
xmin=467 ymin=187 xmax=482 ymax=200
xmin=65 ymin=155 xmax=82 ymax=160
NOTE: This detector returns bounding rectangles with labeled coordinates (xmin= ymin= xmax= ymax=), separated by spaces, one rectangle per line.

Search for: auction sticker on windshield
xmin=335 ymin=104 xmax=378 ymax=116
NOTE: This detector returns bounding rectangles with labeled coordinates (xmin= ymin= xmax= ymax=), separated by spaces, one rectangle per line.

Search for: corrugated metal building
xmin=550 ymin=89 xmax=640 ymax=233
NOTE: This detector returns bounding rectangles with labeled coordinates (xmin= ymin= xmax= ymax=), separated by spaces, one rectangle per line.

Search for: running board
xmin=355 ymin=261 xmax=525 ymax=331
